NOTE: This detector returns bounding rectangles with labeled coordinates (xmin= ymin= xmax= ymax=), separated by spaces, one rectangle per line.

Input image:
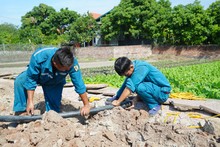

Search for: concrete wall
xmin=75 ymin=45 xmax=220 ymax=61
xmin=152 ymin=45 xmax=220 ymax=58
xmin=75 ymin=45 xmax=152 ymax=61
xmin=1 ymin=45 xmax=219 ymax=63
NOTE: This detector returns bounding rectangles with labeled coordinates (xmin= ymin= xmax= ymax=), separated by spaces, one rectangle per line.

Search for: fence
xmin=0 ymin=44 xmax=58 ymax=63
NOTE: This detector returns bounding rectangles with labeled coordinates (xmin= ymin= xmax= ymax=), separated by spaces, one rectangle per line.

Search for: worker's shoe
xmin=148 ymin=105 xmax=161 ymax=116
xmin=105 ymin=96 xmax=117 ymax=105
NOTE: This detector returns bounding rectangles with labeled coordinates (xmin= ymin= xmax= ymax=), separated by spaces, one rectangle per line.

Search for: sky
xmin=0 ymin=0 xmax=217 ymax=26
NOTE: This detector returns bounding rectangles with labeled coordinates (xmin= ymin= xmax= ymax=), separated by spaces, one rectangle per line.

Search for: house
xmin=94 ymin=10 xmax=118 ymax=46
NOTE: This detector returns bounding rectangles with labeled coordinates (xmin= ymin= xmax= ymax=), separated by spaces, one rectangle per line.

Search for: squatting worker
xmin=13 ymin=45 xmax=90 ymax=116
xmin=106 ymin=57 xmax=171 ymax=116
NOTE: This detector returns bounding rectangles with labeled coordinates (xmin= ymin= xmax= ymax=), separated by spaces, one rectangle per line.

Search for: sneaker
xmin=148 ymin=105 xmax=161 ymax=116
xmin=105 ymin=96 xmax=117 ymax=105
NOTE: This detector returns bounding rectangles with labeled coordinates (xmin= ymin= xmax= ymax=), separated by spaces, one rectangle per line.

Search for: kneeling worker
xmin=13 ymin=44 xmax=90 ymax=116
xmin=106 ymin=57 xmax=171 ymax=116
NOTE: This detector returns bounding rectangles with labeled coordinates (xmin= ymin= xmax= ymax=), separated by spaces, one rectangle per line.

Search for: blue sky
xmin=0 ymin=0 xmax=217 ymax=26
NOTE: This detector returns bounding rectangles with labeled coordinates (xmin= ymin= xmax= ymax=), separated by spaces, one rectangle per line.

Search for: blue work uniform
xmin=115 ymin=60 xmax=171 ymax=109
xmin=13 ymin=47 xmax=86 ymax=112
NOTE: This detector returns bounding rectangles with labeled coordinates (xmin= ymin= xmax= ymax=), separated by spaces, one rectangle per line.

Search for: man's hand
xmin=112 ymin=100 xmax=121 ymax=106
xmin=80 ymin=104 xmax=91 ymax=116
xmin=112 ymin=87 xmax=131 ymax=106
xmin=79 ymin=92 xmax=91 ymax=116
xmin=26 ymin=90 xmax=35 ymax=115
xmin=26 ymin=101 xmax=34 ymax=115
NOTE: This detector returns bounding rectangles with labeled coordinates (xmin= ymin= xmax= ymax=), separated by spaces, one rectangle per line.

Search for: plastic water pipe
xmin=0 ymin=101 xmax=132 ymax=123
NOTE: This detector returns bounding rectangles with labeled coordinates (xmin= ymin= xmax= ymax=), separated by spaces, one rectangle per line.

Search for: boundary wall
xmin=75 ymin=45 xmax=152 ymax=60
xmin=0 ymin=45 xmax=219 ymax=63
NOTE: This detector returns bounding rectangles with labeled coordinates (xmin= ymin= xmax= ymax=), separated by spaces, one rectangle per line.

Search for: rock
xmin=200 ymin=119 xmax=220 ymax=136
xmin=200 ymin=120 xmax=215 ymax=134
xmin=103 ymin=130 xmax=117 ymax=142
xmin=74 ymin=130 xmax=86 ymax=137
xmin=42 ymin=110 xmax=64 ymax=124
xmin=86 ymin=84 xmax=108 ymax=90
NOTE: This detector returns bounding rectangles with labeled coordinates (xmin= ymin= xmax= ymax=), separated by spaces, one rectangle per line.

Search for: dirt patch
xmin=1 ymin=107 xmax=218 ymax=147
xmin=0 ymin=78 xmax=220 ymax=146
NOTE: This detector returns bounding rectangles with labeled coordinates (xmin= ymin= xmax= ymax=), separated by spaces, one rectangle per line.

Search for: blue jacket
xmin=23 ymin=47 xmax=86 ymax=94
xmin=116 ymin=60 xmax=171 ymax=97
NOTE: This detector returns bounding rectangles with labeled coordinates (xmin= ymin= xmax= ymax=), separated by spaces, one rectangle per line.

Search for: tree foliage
xmin=0 ymin=23 xmax=19 ymax=44
xmin=1 ymin=1 xmax=220 ymax=46
xmin=41 ymin=8 xmax=80 ymax=36
xmin=206 ymin=0 xmax=220 ymax=44
xmin=170 ymin=1 xmax=212 ymax=45
xmin=101 ymin=0 xmax=145 ymax=42
xmin=21 ymin=4 xmax=56 ymax=28
xmin=68 ymin=13 xmax=98 ymax=44
xmin=141 ymin=0 xmax=172 ymax=44
xmin=19 ymin=3 xmax=97 ymax=45
xmin=100 ymin=0 xmax=218 ymax=45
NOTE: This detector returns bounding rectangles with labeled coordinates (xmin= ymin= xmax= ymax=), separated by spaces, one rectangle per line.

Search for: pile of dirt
xmin=0 ymin=108 xmax=219 ymax=146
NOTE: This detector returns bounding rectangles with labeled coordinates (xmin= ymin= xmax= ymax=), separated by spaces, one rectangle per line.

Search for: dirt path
xmin=0 ymin=61 xmax=116 ymax=75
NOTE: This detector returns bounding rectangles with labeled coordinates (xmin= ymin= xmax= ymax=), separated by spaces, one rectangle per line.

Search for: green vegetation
xmin=0 ymin=4 xmax=97 ymax=45
xmin=161 ymin=61 xmax=220 ymax=99
xmin=84 ymin=74 xmax=125 ymax=88
xmin=101 ymin=0 xmax=220 ymax=45
xmin=0 ymin=23 xmax=19 ymax=44
xmin=83 ymin=61 xmax=220 ymax=99
xmin=1 ymin=0 xmax=220 ymax=46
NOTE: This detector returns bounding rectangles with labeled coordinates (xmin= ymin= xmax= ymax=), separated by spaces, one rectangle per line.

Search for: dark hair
xmin=61 ymin=41 xmax=76 ymax=48
xmin=53 ymin=46 xmax=74 ymax=67
xmin=114 ymin=57 xmax=132 ymax=76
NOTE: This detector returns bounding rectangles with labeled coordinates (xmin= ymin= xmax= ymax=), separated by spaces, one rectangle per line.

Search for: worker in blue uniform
xmin=106 ymin=57 xmax=171 ymax=116
xmin=13 ymin=45 xmax=90 ymax=116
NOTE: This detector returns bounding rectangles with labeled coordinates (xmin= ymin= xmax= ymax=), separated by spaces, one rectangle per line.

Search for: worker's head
xmin=114 ymin=57 xmax=134 ymax=77
xmin=52 ymin=46 xmax=74 ymax=71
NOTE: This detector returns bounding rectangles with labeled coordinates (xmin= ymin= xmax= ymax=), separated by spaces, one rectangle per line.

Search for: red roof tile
xmin=90 ymin=12 xmax=101 ymax=19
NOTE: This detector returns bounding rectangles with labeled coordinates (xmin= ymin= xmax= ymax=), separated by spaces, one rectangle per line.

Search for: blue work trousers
xmin=136 ymin=82 xmax=169 ymax=109
xmin=13 ymin=71 xmax=64 ymax=113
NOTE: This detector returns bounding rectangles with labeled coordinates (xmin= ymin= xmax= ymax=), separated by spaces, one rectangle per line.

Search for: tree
xmin=20 ymin=3 xmax=100 ymax=45
xmin=21 ymin=3 xmax=56 ymax=28
xmin=206 ymin=0 xmax=220 ymax=44
xmin=20 ymin=3 xmax=56 ymax=44
xmin=19 ymin=27 xmax=45 ymax=44
xmin=170 ymin=0 xmax=211 ymax=45
xmin=68 ymin=13 xmax=98 ymax=45
xmin=0 ymin=23 xmax=20 ymax=44
xmin=40 ymin=8 xmax=80 ymax=36
xmin=101 ymin=0 xmax=144 ymax=43
xmin=100 ymin=0 xmax=172 ymax=45
xmin=141 ymin=0 xmax=172 ymax=44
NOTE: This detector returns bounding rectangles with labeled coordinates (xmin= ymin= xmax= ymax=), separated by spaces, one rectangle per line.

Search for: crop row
xmin=82 ymin=60 xmax=220 ymax=99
